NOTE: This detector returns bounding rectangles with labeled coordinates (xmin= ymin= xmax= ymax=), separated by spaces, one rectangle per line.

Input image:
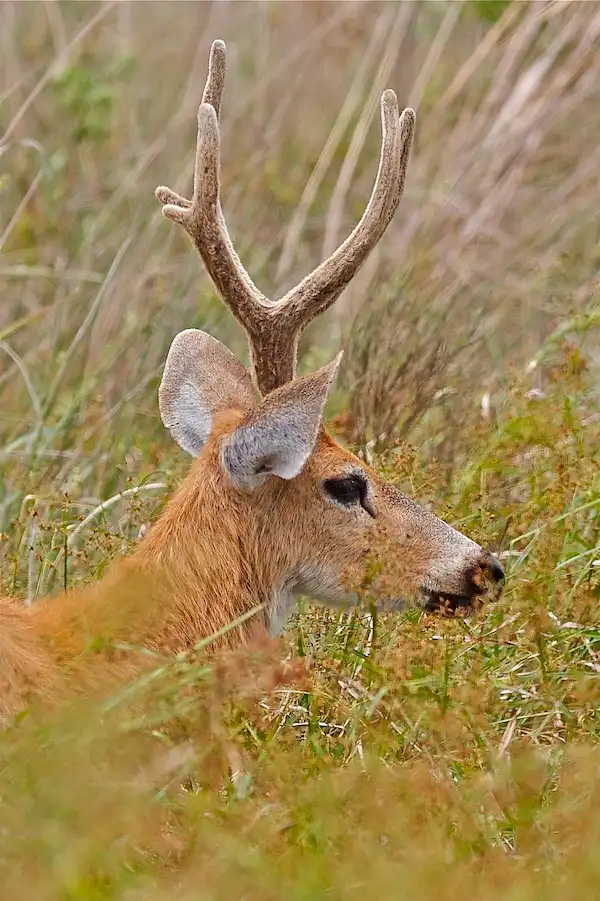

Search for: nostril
xmin=489 ymin=557 xmax=505 ymax=585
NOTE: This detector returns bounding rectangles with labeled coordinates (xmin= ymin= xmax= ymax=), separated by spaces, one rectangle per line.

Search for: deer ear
xmin=159 ymin=329 xmax=256 ymax=457
xmin=221 ymin=353 xmax=343 ymax=489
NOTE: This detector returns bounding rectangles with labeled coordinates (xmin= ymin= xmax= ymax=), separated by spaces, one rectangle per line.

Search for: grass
xmin=1 ymin=2 xmax=600 ymax=898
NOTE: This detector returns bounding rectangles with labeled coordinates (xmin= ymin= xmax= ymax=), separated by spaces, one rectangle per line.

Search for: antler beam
xmin=156 ymin=39 xmax=415 ymax=396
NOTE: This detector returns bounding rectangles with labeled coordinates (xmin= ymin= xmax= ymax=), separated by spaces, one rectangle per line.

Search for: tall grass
xmin=1 ymin=2 xmax=599 ymax=898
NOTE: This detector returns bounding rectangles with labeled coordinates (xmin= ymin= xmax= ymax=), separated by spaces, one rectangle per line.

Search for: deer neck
xmin=132 ymin=451 xmax=284 ymax=649
xmin=33 ymin=432 xmax=295 ymax=672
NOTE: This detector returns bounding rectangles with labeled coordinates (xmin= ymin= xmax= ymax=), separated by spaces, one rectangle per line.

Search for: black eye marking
xmin=323 ymin=474 xmax=376 ymax=518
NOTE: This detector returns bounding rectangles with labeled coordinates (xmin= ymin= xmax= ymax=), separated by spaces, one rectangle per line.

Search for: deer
xmin=0 ymin=40 xmax=504 ymax=719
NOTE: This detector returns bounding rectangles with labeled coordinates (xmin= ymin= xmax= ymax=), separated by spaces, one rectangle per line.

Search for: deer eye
xmin=323 ymin=475 xmax=374 ymax=516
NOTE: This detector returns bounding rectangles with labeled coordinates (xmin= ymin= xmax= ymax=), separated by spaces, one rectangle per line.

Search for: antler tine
xmin=201 ymin=37 xmax=226 ymax=120
xmin=155 ymin=40 xmax=269 ymax=339
xmin=156 ymin=40 xmax=416 ymax=397
xmin=278 ymin=91 xmax=415 ymax=329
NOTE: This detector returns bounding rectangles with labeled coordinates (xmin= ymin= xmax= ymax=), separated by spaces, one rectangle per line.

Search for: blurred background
xmin=2 ymin=4 xmax=600 ymax=899
xmin=2 ymin=1 xmax=599 ymax=497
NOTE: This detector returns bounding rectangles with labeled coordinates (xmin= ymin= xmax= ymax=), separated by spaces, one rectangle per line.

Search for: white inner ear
xmin=220 ymin=353 xmax=342 ymax=489
xmin=162 ymin=381 xmax=213 ymax=458
xmin=159 ymin=329 xmax=256 ymax=458
xmin=221 ymin=406 xmax=314 ymax=489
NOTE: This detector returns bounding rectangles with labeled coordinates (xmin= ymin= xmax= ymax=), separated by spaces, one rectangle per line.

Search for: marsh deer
xmin=0 ymin=40 xmax=503 ymax=718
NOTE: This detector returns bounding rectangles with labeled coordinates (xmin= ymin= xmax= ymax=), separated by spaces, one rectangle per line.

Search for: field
xmin=1 ymin=1 xmax=600 ymax=898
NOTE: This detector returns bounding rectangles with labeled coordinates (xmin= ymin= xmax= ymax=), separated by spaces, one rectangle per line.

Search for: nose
xmin=467 ymin=553 xmax=505 ymax=598
xmin=489 ymin=556 xmax=505 ymax=585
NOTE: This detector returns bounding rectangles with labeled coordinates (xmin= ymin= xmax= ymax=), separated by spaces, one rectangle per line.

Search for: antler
xmin=156 ymin=39 xmax=415 ymax=396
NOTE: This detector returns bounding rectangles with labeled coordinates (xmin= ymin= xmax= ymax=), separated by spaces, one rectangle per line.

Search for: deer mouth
xmin=421 ymin=590 xmax=481 ymax=617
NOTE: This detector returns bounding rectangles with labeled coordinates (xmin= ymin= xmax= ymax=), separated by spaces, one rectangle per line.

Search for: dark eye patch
xmin=323 ymin=474 xmax=375 ymax=517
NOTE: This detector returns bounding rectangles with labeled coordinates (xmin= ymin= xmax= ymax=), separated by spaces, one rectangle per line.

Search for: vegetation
xmin=1 ymin=2 xmax=599 ymax=898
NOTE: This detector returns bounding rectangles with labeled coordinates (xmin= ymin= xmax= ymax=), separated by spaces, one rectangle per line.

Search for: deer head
xmin=154 ymin=40 xmax=504 ymax=634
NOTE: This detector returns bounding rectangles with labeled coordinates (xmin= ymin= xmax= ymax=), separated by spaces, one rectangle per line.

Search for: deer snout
xmin=466 ymin=552 xmax=505 ymax=598
xmin=421 ymin=545 xmax=505 ymax=617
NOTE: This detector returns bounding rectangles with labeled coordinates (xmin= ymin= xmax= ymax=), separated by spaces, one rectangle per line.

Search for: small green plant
xmin=469 ymin=0 xmax=512 ymax=25
xmin=52 ymin=54 xmax=134 ymax=144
